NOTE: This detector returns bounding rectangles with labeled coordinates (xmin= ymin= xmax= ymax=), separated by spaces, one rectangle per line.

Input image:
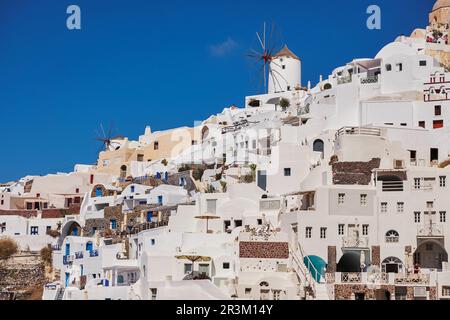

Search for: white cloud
xmin=209 ymin=37 xmax=238 ymax=57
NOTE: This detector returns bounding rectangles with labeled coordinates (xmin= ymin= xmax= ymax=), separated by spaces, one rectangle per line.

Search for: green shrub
xmin=0 ymin=237 xmax=18 ymax=260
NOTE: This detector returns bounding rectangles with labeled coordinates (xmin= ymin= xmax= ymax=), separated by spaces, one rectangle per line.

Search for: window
xmin=435 ymin=105 xmax=442 ymax=116
xmin=440 ymin=176 xmax=446 ymax=187
xmin=26 ymin=202 xmax=33 ymax=210
xmin=418 ymin=121 xmax=425 ymax=128
xmin=234 ymin=220 xmax=242 ymax=227
xmin=284 ymin=168 xmax=291 ymax=176
xmin=257 ymin=219 xmax=263 ymax=225
xmin=414 ymin=212 xmax=421 ymax=223
xmin=385 ymin=230 xmax=399 ymax=243
xmin=184 ymin=263 xmax=192 ymax=274
xmin=414 ymin=178 xmax=421 ymax=189
xmin=338 ymin=224 xmax=345 ymax=235
xmin=154 ymin=141 xmax=159 ymax=150
xmin=427 ymin=201 xmax=434 ymax=209
xmin=75 ymin=188 xmax=80 ymax=193
xmin=338 ymin=193 xmax=345 ymax=205
xmin=150 ymin=288 xmax=157 ymax=300
xmin=385 ymin=64 xmax=392 ymax=71
xmin=137 ymin=154 xmax=144 ymax=162
xmin=206 ymin=199 xmax=217 ymax=214
xmin=395 ymin=63 xmax=403 ymax=72
xmin=1 ymin=200 xmax=3 ymax=205
xmin=433 ymin=120 xmax=444 ymax=129
xmin=110 ymin=219 xmax=117 ymax=230
xmin=191 ymin=140 xmax=197 ymax=145
xmin=282 ymin=65 xmax=286 ymax=70
xmin=419 ymin=60 xmax=427 ymax=67
xmin=381 ymin=202 xmax=387 ymax=213
xmin=397 ymin=202 xmax=404 ymax=213
xmin=320 ymin=227 xmax=327 ymax=239
xmin=223 ymin=262 xmax=230 ymax=269
xmin=245 ymin=288 xmax=252 ymax=295
xmin=130 ymin=186 xmax=135 ymax=193
xmin=30 ymin=226 xmax=38 ymax=235
xmin=151 ymin=239 xmax=156 ymax=245
xmin=360 ymin=194 xmax=367 ymax=206
xmin=440 ymin=211 xmax=447 ymax=223
xmin=305 ymin=227 xmax=312 ymax=239
xmin=426 ymin=243 xmax=433 ymax=251
xmin=362 ymin=225 xmax=369 ymax=236
xmin=438 ymin=286 xmax=450 ymax=298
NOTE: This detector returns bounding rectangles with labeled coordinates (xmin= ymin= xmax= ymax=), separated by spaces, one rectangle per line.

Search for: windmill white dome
xmin=433 ymin=0 xmax=450 ymax=11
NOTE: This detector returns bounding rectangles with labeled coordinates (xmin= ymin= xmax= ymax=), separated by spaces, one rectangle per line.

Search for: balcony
xmin=342 ymin=236 xmax=369 ymax=248
xmin=417 ymin=223 xmax=444 ymax=238
xmin=337 ymin=75 xmax=352 ymax=85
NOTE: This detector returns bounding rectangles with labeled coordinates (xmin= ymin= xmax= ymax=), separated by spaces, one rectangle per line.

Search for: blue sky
xmin=0 ymin=0 xmax=433 ymax=182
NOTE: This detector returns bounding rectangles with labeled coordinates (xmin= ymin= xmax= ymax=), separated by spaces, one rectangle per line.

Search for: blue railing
xmin=63 ymin=256 xmax=70 ymax=265
xmin=75 ymin=252 xmax=84 ymax=259
xmin=90 ymin=250 xmax=99 ymax=257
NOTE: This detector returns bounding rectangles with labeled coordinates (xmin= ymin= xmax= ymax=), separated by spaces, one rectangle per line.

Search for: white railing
xmin=342 ymin=236 xmax=369 ymax=248
xmin=417 ymin=224 xmax=444 ymax=237
xmin=395 ymin=273 xmax=430 ymax=285
xmin=341 ymin=272 xmax=362 ymax=283
xmin=337 ymin=75 xmax=352 ymax=85
xmin=336 ymin=126 xmax=381 ymax=139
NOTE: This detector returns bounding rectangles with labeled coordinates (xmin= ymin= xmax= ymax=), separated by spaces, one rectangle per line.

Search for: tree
xmin=279 ymin=98 xmax=290 ymax=110
xmin=40 ymin=246 xmax=53 ymax=266
xmin=161 ymin=159 xmax=168 ymax=166
xmin=0 ymin=237 xmax=18 ymax=260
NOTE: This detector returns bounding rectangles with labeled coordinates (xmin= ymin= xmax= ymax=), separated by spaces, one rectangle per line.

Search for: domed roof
xmin=274 ymin=45 xmax=300 ymax=60
xmin=433 ymin=0 xmax=450 ymax=11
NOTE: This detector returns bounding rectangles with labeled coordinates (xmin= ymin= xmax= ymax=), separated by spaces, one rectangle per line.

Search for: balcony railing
xmin=342 ymin=236 xmax=369 ymax=248
xmin=417 ymin=224 xmax=444 ymax=237
xmin=395 ymin=273 xmax=430 ymax=285
xmin=337 ymin=75 xmax=352 ymax=85
xmin=75 ymin=252 xmax=84 ymax=259
xmin=360 ymin=76 xmax=379 ymax=84
xmin=63 ymin=255 xmax=74 ymax=265
xmin=341 ymin=272 xmax=362 ymax=283
xmin=89 ymin=250 xmax=99 ymax=257
xmin=51 ymin=244 xmax=61 ymax=251
xmin=336 ymin=126 xmax=381 ymax=139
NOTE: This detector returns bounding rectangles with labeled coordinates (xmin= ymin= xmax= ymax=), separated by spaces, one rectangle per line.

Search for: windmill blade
xmin=256 ymin=31 xmax=265 ymax=51
xmin=100 ymin=123 xmax=107 ymax=139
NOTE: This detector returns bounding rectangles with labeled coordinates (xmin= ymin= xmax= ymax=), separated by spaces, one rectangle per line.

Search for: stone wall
xmin=332 ymin=158 xmax=380 ymax=185
xmin=334 ymin=284 xmax=395 ymax=300
xmin=239 ymin=242 xmax=289 ymax=259
xmin=83 ymin=218 xmax=109 ymax=237
xmin=327 ymin=246 xmax=337 ymax=273
xmin=371 ymin=246 xmax=381 ymax=267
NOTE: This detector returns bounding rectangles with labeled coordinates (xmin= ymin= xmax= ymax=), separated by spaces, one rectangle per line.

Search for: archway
xmin=375 ymin=289 xmax=391 ymax=300
xmin=59 ymin=221 xmax=82 ymax=244
xmin=414 ymin=240 xmax=448 ymax=269
xmin=313 ymin=139 xmax=324 ymax=157
xmin=337 ymin=251 xmax=369 ymax=272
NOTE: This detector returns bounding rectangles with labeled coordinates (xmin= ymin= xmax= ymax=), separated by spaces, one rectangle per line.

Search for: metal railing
xmin=336 ymin=126 xmax=381 ymax=139
xmin=75 ymin=252 xmax=84 ymax=259
xmin=360 ymin=76 xmax=379 ymax=84
xmin=89 ymin=250 xmax=99 ymax=257
xmin=417 ymin=224 xmax=444 ymax=237
xmin=342 ymin=236 xmax=369 ymax=248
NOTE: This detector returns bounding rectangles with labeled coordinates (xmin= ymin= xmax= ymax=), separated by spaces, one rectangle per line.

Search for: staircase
xmin=289 ymin=244 xmax=330 ymax=300
xmin=55 ymin=288 xmax=65 ymax=300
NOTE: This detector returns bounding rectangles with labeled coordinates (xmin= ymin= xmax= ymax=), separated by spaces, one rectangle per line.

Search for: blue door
xmin=147 ymin=211 xmax=153 ymax=222
xmin=65 ymin=243 xmax=70 ymax=256
xmin=156 ymin=172 xmax=161 ymax=179
xmin=65 ymin=273 xmax=70 ymax=287
xmin=72 ymin=227 xmax=78 ymax=236
xmin=164 ymin=172 xmax=168 ymax=182
xmin=95 ymin=187 xmax=102 ymax=197
xmin=157 ymin=195 xmax=163 ymax=205
xmin=86 ymin=242 xmax=93 ymax=252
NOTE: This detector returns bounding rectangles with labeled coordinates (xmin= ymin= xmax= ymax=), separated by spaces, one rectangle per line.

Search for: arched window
xmin=313 ymin=139 xmax=324 ymax=158
xmin=382 ymin=256 xmax=403 ymax=273
xmin=385 ymin=230 xmax=399 ymax=243
xmin=259 ymin=281 xmax=269 ymax=287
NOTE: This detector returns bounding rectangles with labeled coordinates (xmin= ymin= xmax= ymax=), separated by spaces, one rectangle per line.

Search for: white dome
xmin=433 ymin=0 xmax=450 ymax=11
xmin=375 ymin=42 xmax=416 ymax=60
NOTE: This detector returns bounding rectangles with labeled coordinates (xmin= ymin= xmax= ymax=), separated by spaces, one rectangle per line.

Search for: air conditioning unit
xmin=413 ymin=287 xmax=427 ymax=298
xmin=394 ymin=159 xmax=405 ymax=169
